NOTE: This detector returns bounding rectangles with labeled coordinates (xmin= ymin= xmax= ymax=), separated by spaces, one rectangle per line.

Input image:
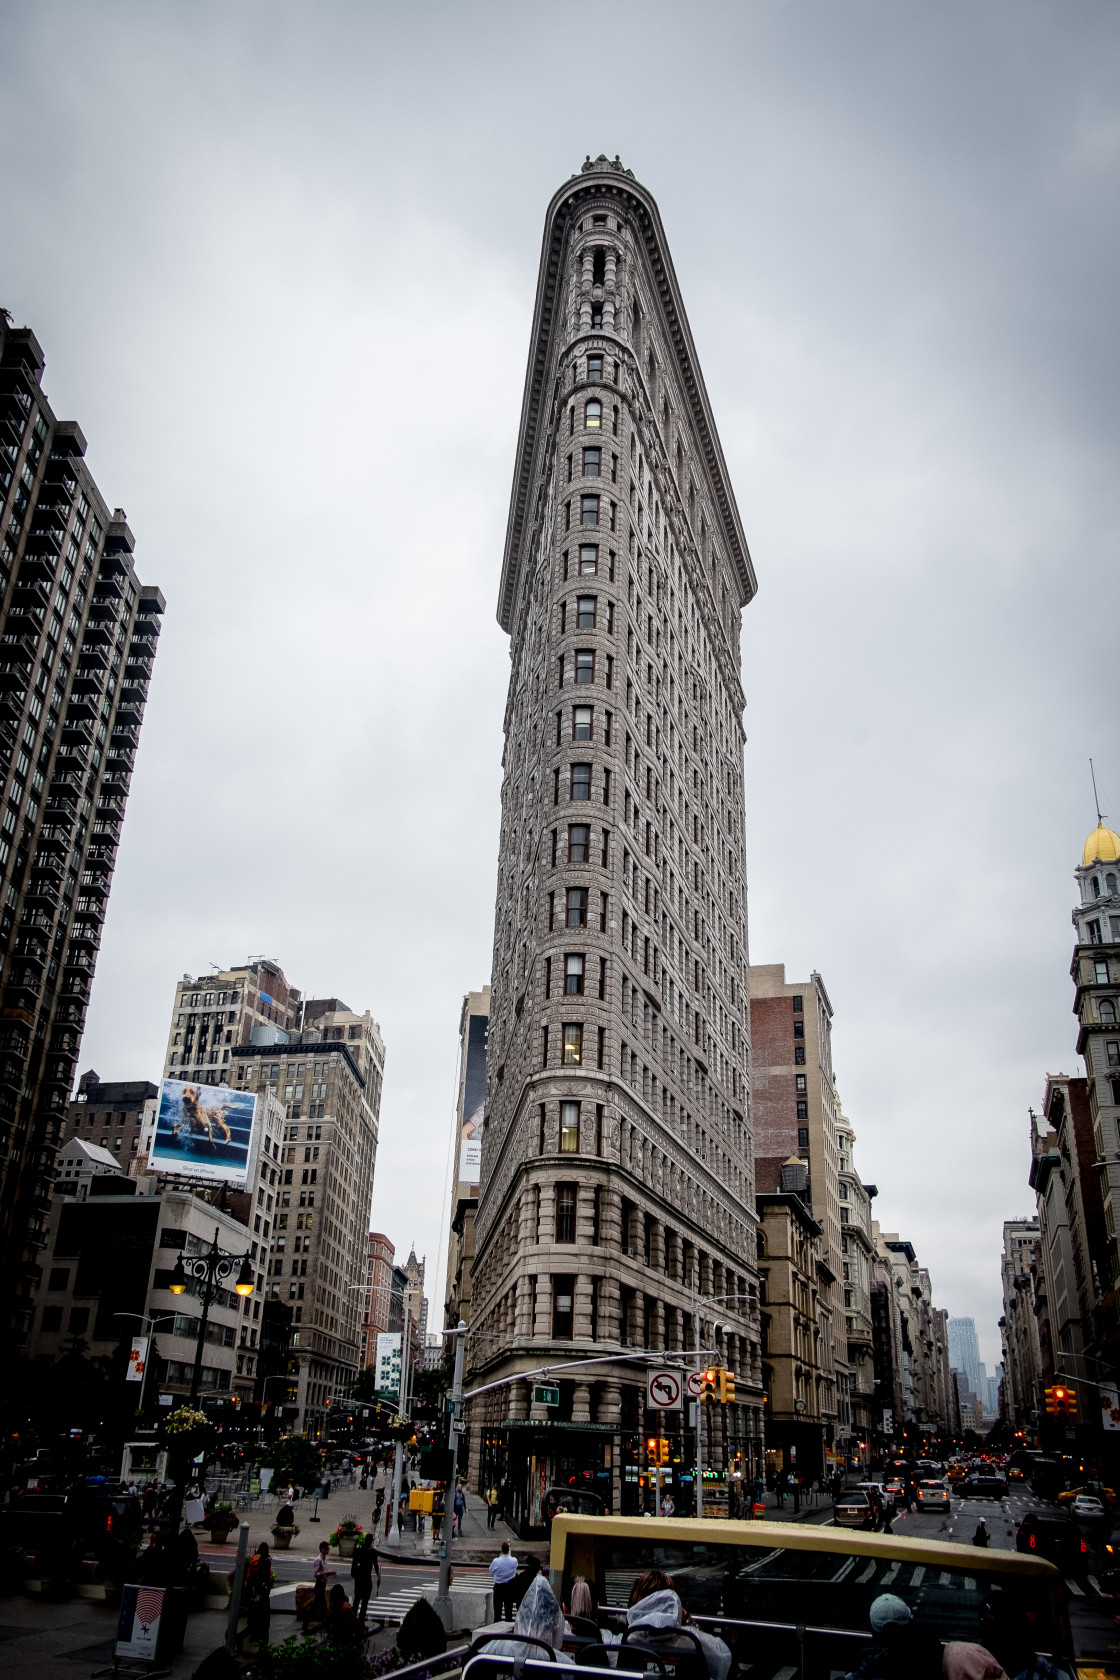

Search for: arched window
xmin=585 ymin=399 xmax=601 ymax=429
xmin=1093 ymin=876 xmax=1102 ymax=898
xmin=1100 ymin=1000 xmax=1117 ymax=1024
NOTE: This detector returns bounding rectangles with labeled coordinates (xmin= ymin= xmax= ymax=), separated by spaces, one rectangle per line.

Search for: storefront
xmin=478 ymin=1421 xmax=616 ymax=1536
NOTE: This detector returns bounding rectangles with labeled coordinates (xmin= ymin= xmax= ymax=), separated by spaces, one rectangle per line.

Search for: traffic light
xmin=646 ymin=1437 xmax=669 ymax=1466
xmin=718 ymin=1369 xmax=736 ymax=1404
xmin=1045 ymin=1385 xmax=1078 ymax=1417
xmin=701 ymin=1367 xmax=719 ymax=1404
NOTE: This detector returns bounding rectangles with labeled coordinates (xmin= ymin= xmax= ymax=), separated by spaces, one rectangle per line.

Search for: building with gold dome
xmin=1072 ymin=821 xmax=1120 ymax=1340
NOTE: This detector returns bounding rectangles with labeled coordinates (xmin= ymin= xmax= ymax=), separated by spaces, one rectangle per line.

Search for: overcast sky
xmin=3 ymin=2 xmax=1118 ymax=1371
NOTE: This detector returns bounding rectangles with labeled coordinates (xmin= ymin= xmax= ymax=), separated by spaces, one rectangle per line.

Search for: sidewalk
xmin=201 ymin=1483 xmax=518 ymax=1565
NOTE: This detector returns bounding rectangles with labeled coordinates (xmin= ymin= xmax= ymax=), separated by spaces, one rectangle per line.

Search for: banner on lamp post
xmin=126 ymin=1336 xmax=149 ymax=1383
xmin=376 ymin=1332 xmax=402 ymax=1400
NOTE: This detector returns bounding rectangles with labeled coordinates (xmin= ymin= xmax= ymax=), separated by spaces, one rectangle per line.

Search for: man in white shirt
xmin=489 ymin=1540 xmax=519 ymax=1620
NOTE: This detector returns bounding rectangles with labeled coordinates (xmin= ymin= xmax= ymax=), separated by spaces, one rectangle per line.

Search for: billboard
xmin=376 ymin=1332 xmax=402 ymax=1400
xmin=458 ymin=1012 xmax=488 ymax=1186
xmin=148 ymin=1080 xmax=258 ymax=1186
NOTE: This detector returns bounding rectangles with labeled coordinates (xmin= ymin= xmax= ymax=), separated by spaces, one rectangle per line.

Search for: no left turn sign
xmin=646 ymin=1369 xmax=683 ymax=1410
xmin=685 ymin=1371 xmax=705 ymax=1399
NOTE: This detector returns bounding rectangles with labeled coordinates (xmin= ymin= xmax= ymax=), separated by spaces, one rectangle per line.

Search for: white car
xmin=1071 ymin=1494 xmax=1106 ymax=1521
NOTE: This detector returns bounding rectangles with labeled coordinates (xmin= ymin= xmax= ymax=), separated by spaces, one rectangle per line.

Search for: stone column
xmin=508 ymin=1379 xmax=530 ymax=1421
xmin=650 ymin=1298 xmax=666 ymax=1352
xmin=603 ymin=1184 xmax=623 ymax=1251
xmin=533 ymin=1274 xmax=552 ymax=1342
xmin=649 ymin=1219 xmax=665 ymax=1276
xmin=574 ymin=1272 xmax=595 ymax=1341
xmin=599 ymin=1382 xmax=623 ymax=1512
xmin=515 ymin=1274 xmax=534 ymax=1339
xmin=599 ymin=1275 xmax=620 ymax=1345
xmin=539 ymin=1183 xmax=557 ymax=1246
xmin=576 ymin=1183 xmax=596 ymax=1247
xmin=571 ymin=1382 xmax=592 ymax=1424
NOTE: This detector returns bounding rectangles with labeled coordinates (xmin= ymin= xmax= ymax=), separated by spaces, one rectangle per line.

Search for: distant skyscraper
xmin=948 ymin=1317 xmax=983 ymax=1396
xmin=0 ymin=320 xmax=163 ymax=1340
xmin=443 ymin=984 xmax=490 ymax=1330
xmin=468 ymin=156 xmax=762 ymax=1529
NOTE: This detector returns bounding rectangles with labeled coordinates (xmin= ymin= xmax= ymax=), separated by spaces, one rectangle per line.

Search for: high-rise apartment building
xmin=444 ymin=985 xmax=490 ymax=1330
xmin=156 ymin=960 xmax=385 ymax=1436
xmin=0 ymin=321 xmax=164 ymax=1340
xmin=750 ymin=965 xmax=849 ymax=1454
xmin=468 ymin=157 xmax=763 ymax=1532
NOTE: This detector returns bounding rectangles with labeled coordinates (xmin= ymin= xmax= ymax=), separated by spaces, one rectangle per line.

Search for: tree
xmin=411 ymin=1364 xmax=448 ymax=1420
xmin=267 ymin=1434 xmax=323 ymax=1492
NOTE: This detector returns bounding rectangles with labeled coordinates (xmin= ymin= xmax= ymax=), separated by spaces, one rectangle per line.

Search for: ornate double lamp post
xmin=168 ymin=1225 xmax=255 ymax=1406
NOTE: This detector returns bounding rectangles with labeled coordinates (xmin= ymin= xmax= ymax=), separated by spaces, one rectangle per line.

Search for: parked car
xmin=1016 ymin=1512 xmax=1087 ymax=1571
xmin=0 ymin=1485 xmax=142 ymax=1563
xmin=833 ymin=1490 xmax=875 ymax=1530
xmin=959 ymin=1474 xmax=1007 ymax=1500
xmin=1058 ymin=1483 xmax=1117 ymax=1508
xmin=915 ymin=1479 xmax=951 ymax=1512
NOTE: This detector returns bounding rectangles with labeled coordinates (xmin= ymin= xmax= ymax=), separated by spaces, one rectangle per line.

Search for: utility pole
xmin=384 ymin=1320 xmax=412 ymax=1548
xmin=694 ymin=1278 xmax=704 ymax=1518
xmin=433 ymin=1320 xmax=467 ymax=1632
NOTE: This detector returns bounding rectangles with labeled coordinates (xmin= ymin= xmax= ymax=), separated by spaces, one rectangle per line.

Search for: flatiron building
xmin=468 ymin=157 xmax=763 ymax=1529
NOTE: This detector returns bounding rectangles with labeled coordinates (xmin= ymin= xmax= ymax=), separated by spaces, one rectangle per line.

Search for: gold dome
xmin=1083 ymin=824 xmax=1120 ymax=867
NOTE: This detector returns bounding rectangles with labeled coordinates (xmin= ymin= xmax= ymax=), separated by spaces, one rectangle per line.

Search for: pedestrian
xmin=486 ymin=1481 xmax=500 ymax=1529
xmin=774 ymin=1474 xmax=786 ymax=1510
xmin=240 ymin=1543 xmax=272 ymax=1649
xmin=454 ymin=1481 xmax=466 ymax=1537
xmin=313 ymin=1539 xmax=335 ymax=1623
xmin=351 ymin=1533 xmax=379 ymax=1624
xmin=972 ymin=1518 xmax=990 ymax=1548
xmin=490 ymin=1539 xmax=519 ymax=1621
xmin=327 ymin=1583 xmax=363 ymax=1643
xmin=662 ymin=1492 xmax=675 ymax=1518
xmin=284 ymin=1483 xmax=295 ymax=1503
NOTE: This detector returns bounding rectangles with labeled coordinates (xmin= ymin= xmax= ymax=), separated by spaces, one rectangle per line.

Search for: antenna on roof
xmin=1091 ymin=759 xmax=1105 ymax=826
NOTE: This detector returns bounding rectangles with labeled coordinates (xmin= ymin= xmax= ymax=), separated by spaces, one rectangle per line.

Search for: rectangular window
xmin=568 ymin=822 xmax=590 ymax=861
xmin=1089 ymin=920 xmax=1103 ymax=944
xmin=579 ymin=544 xmax=598 ymax=574
xmin=792 ymin=995 xmax=803 ymax=1012
xmin=538 ymin=1104 xmax=546 ymax=1153
xmin=551 ymin=827 xmax=558 ymax=865
xmin=545 ymin=956 xmax=552 ymax=999
xmin=541 ymin=1026 xmax=550 ymax=1067
xmin=577 ymin=595 xmax=596 ymax=628
xmin=1096 ymin=960 xmax=1110 ymax=985
xmin=793 ymin=1021 xmax=805 ymax=1039
xmin=611 ymin=452 xmax=618 ymax=483
xmin=562 ymin=1023 xmax=584 ymax=1065
xmin=605 ymin=655 xmax=613 ymax=690
xmin=571 ymin=762 xmax=592 ymax=800
xmin=567 ymin=887 xmax=588 ymax=927
xmin=556 ymin=1182 xmax=578 ymax=1235
xmin=581 ymin=495 xmax=599 ymax=525
xmin=598 ymin=956 xmax=607 ymax=999
xmin=575 ymin=649 xmax=594 ymax=683
xmin=548 ymin=891 xmax=555 ymax=930
xmin=795 ymin=1046 xmax=806 ymax=1066
xmin=1108 ymin=1042 xmax=1120 ymax=1067
xmin=601 ymin=825 xmax=610 ymax=865
xmin=587 ymin=355 xmax=603 ymax=380
xmin=796 ymin=1100 xmax=809 ymax=1119
xmin=797 ymin=1127 xmax=809 ymax=1148
xmin=595 ymin=1104 xmax=604 ymax=1155
xmin=582 ymin=447 xmax=601 ymax=477
xmin=603 ymin=767 xmax=612 ymax=803
xmin=1111 ymin=917 xmax=1120 ymax=940
xmin=795 ymin=1074 xmax=807 ymax=1093
xmin=600 ymin=891 xmax=609 ymax=931
xmin=566 ymin=953 xmax=585 ymax=995
xmin=573 ymin=706 xmax=592 ymax=741
xmin=552 ymin=1276 xmax=575 ymax=1338
xmin=560 ymin=1104 xmax=580 ymax=1154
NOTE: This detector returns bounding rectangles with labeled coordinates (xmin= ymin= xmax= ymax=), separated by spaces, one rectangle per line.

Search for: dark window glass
xmin=796 ymin=1100 xmax=809 ymax=1120
xmin=792 ymin=995 xmax=803 ymax=1012
xmin=568 ymin=823 xmax=590 ymax=862
xmin=795 ymin=1046 xmax=806 ymax=1065
xmin=573 ymin=706 xmax=592 ymax=741
xmin=577 ymin=595 xmax=596 ymax=628
xmin=566 ymin=887 xmax=588 ymax=927
xmin=566 ymin=954 xmax=585 ymax=995
xmin=798 ymin=1127 xmax=809 ymax=1148
xmin=571 ymin=763 xmax=592 ymax=801
xmin=579 ymin=545 xmax=598 ymax=574
xmin=588 ymin=352 xmax=603 ymax=378
xmin=583 ymin=448 xmax=601 ymax=477
xmin=793 ymin=1021 xmax=805 ymax=1039
xmin=553 ymin=1276 xmax=575 ymax=1337
xmin=41 ymin=1305 xmax=62 ymax=1332
xmin=581 ymin=495 xmax=599 ymax=525
xmin=591 ymin=303 xmax=603 ymax=329
xmin=557 ymin=1185 xmax=577 ymax=1239
xmin=575 ymin=650 xmax=594 ymax=683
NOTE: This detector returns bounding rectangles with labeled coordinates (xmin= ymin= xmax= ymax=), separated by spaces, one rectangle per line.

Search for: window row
xmin=561 ymin=544 xmax=616 ymax=581
xmin=557 ymin=649 xmax=613 ymax=688
xmin=556 ymin=705 xmax=612 ymax=745
xmin=543 ymin=952 xmax=608 ymax=998
xmin=550 ymin=822 xmax=609 ymax=866
xmin=539 ymin=1020 xmax=606 ymax=1069
xmin=567 ymin=447 xmax=618 ymax=483
xmin=552 ymin=763 xmax=612 ymax=805
xmin=558 ymin=595 xmax=614 ymax=634
xmin=1086 ymin=917 xmax=1120 ymax=944
xmin=564 ymin=495 xmax=618 ymax=531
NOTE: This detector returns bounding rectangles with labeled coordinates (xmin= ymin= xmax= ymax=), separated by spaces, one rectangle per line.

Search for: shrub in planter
xmin=270 ymin=1524 xmax=299 ymax=1550
xmin=247 ymin=1633 xmax=369 ymax=1680
xmin=208 ymin=1501 xmax=236 ymax=1539
xmin=328 ymin=1519 xmax=363 ymax=1558
xmin=397 ymin=1596 xmax=447 ymax=1661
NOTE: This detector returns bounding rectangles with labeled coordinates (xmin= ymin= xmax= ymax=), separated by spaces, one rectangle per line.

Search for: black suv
xmin=1016 ymin=1512 xmax=1086 ymax=1572
xmin=960 ymin=1474 xmax=1007 ymax=1500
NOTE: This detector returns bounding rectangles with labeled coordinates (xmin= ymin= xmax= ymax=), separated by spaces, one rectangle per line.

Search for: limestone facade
xmin=468 ymin=157 xmax=763 ymax=1523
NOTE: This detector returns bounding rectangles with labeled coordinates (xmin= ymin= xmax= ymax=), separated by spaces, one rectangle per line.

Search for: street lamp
xmin=167 ymin=1226 xmax=255 ymax=1406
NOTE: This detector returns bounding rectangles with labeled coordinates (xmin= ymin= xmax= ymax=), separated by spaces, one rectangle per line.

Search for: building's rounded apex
xmin=1083 ymin=824 xmax=1120 ymax=866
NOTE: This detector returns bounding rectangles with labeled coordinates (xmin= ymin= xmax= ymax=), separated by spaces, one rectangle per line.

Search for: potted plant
xmin=208 ymin=1501 xmax=237 ymax=1543
xmin=329 ymin=1518 xmax=363 ymax=1559
xmin=270 ymin=1520 xmax=300 ymax=1551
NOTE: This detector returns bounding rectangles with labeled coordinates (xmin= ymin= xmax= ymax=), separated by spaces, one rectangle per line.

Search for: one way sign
xmin=646 ymin=1369 xmax=682 ymax=1410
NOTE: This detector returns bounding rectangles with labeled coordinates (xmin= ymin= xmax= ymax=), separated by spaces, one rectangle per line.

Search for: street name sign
xmin=533 ymin=1384 xmax=560 ymax=1407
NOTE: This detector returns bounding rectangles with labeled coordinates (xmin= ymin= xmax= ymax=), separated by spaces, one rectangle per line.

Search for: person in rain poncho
xmin=484 ymin=1574 xmax=573 ymax=1663
xmin=621 ymin=1587 xmax=732 ymax=1680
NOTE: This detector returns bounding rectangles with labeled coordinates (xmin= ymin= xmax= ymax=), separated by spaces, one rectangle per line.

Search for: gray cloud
xmin=2 ymin=1 xmax=1117 ymax=1360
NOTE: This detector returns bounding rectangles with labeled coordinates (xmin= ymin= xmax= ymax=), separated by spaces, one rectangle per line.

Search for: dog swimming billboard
xmin=149 ymin=1080 xmax=257 ymax=1186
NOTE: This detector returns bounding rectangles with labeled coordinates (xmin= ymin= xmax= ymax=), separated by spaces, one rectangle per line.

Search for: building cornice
xmin=498 ymin=159 xmax=756 ymax=634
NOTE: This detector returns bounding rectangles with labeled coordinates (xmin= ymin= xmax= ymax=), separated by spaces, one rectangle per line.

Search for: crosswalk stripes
xmin=366 ymin=1584 xmax=431 ymax=1622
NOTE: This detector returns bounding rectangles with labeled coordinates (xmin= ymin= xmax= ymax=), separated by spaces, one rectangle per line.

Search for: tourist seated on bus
xmin=615 ymin=1585 xmax=732 ymax=1680
xmin=483 ymin=1575 xmax=573 ymax=1664
xmin=840 ymin=1594 xmax=943 ymax=1680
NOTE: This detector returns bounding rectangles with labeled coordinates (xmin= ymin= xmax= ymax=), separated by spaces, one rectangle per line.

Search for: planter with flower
xmin=207 ymin=1501 xmax=237 ymax=1543
xmin=270 ymin=1521 xmax=300 ymax=1551
xmin=328 ymin=1519 xmax=363 ymax=1559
